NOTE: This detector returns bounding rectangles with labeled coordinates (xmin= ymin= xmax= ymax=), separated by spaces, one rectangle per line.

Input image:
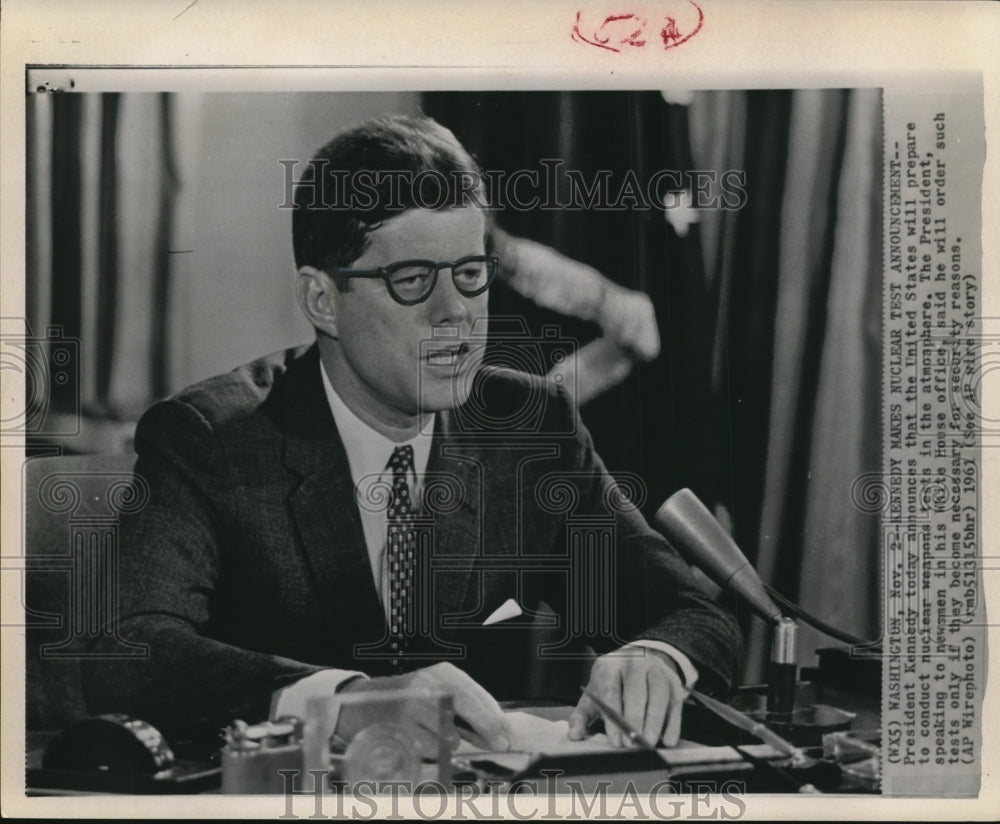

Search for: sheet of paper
xmin=512 ymin=711 xmax=613 ymax=753
xmin=461 ymin=710 xmax=613 ymax=755
xmin=456 ymin=710 xmax=785 ymax=769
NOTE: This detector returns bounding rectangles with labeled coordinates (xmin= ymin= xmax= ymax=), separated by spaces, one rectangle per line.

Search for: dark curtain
xmin=424 ymin=91 xmax=719 ymax=522
xmin=27 ymin=91 xmax=182 ymax=433
xmin=424 ymin=90 xmax=883 ymax=677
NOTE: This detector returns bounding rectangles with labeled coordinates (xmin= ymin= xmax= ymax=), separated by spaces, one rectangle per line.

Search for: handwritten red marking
xmin=572 ymin=2 xmax=703 ymax=53
xmin=661 ymin=17 xmax=682 ymax=46
xmin=660 ymin=2 xmax=703 ymax=49
xmin=572 ymin=11 xmax=647 ymax=52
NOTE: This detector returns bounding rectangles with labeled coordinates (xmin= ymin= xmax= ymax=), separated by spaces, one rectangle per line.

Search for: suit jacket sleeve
xmin=549 ymin=384 xmax=741 ymax=697
xmin=80 ymin=398 xmax=324 ymax=740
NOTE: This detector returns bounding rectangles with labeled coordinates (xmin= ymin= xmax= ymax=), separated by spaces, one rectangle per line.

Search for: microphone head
xmin=654 ymin=488 xmax=782 ymax=623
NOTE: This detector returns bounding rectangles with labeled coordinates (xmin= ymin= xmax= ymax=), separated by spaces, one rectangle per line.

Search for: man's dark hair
xmin=292 ymin=114 xmax=487 ymax=281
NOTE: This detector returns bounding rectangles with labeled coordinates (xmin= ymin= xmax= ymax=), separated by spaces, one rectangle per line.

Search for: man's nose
xmin=427 ymin=268 xmax=469 ymax=324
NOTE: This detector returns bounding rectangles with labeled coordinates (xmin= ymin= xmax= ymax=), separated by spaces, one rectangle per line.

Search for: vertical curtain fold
xmin=737 ymin=89 xmax=882 ymax=677
xmin=78 ymin=94 xmax=102 ymax=412
xmin=152 ymin=93 xmax=180 ymax=400
xmin=47 ymin=95 xmax=83 ymax=414
xmin=795 ymin=88 xmax=883 ymax=659
xmin=25 ymin=91 xmax=52 ymax=336
xmin=162 ymin=93 xmax=204 ymax=395
xmin=95 ymin=93 xmax=120 ymax=407
xmin=28 ymin=92 xmax=182 ymax=425
xmin=756 ymin=90 xmax=849 ymax=593
xmin=688 ymin=90 xmax=747 ymax=523
xmin=718 ymin=91 xmax=793 ymax=567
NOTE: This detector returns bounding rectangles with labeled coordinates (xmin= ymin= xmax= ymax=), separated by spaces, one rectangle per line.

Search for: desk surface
xmin=26 ymin=682 xmax=880 ymax=795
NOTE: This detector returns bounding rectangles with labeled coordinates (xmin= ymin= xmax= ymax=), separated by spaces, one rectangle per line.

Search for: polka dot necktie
xmin=385 ymin=444 xmax=416 ymax=665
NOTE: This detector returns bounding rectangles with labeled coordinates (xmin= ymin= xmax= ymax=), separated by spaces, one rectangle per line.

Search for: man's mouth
xmin=423 ymin=342 xmax=471 ymax=367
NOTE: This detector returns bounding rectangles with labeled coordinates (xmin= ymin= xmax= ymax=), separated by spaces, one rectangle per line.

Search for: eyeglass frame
xmin=334 ymin=255 xmax=499 ymax=306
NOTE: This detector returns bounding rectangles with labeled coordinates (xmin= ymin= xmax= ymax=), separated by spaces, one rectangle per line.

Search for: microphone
xmin=653 ymin=488 xmax=782 ymax=624
xmin=654 ymin=489 xmax=876 ymax=734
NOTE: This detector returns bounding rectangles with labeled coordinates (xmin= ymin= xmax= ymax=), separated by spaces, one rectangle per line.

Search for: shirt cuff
xmin=625 ymin=640 xmax=699 ymax=689
xmin=271 ymin=669 xmax=369 ymax=740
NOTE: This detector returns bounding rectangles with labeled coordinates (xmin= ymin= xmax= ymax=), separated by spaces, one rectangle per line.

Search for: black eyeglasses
xmin=335 ymin=255 xmax=499 ymax=306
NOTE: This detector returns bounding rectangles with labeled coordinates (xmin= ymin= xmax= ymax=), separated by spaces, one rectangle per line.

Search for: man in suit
xmin=83 ymin=115 xmax=740 ymax=753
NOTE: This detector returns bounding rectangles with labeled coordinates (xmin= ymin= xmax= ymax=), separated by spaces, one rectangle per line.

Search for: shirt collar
xmin=320 ymin=358 xmax=435 ymax=483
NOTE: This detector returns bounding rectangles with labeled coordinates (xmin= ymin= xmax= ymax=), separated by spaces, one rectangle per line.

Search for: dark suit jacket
xmin=82 ymin=344 xmax=739 ymax=740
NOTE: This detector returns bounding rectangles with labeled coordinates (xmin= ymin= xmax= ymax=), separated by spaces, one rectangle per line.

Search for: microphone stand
xmin=653 ymin=488 xmax=857 ymax=745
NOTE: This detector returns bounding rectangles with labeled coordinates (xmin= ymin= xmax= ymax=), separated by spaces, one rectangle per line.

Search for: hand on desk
xmin=568 ymin=648 xmax=685 ymax=748
xmin=336 ymin=662 xmax=511 ymax=757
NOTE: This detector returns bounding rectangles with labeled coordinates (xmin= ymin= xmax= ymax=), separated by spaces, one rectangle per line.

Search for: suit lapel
xmin=427 ymin=410 xmax=482 ymax=642
xmin=278 ymin=346 xmax=486 ymax=650
xmin=280 ymin=346 xmax=386 ymax=644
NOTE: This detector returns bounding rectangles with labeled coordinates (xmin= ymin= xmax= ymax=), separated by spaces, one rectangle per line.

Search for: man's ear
xmin=297 ymin=266 xmax=339 ymax=338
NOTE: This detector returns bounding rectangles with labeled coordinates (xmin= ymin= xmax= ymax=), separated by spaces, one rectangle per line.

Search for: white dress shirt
xmin=321 ymin=365 xmax=435 ymax=608
xmin=273 ymin=359 xmax=698 ymax=727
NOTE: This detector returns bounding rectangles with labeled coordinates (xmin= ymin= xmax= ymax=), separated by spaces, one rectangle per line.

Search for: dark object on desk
xmin=30 ymin=714 xmax=221 ymax=794
xmin=767 ymin=617 xmax=798 ymax=715
xmin=688 ymin=690 xmax=805 ymax=762
xmin=744 ymin=702 xmax=855 ymax=748
xmin=686 ymin=689 xmax=854 ymax=749
xmin=513 ymin=748 xmax=672 ymax=781
xmin=42 ymin=714 xmax=173 ymax=773
xmin=511 ymin=744 xmax=844 ymax=794
xmin=729 ymin=746 xmax=843 ymax=793
xmin=27 ymin=762 xmax=222 ymax=795
xmin=805 ymin=647 xmax=882 ymax=697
